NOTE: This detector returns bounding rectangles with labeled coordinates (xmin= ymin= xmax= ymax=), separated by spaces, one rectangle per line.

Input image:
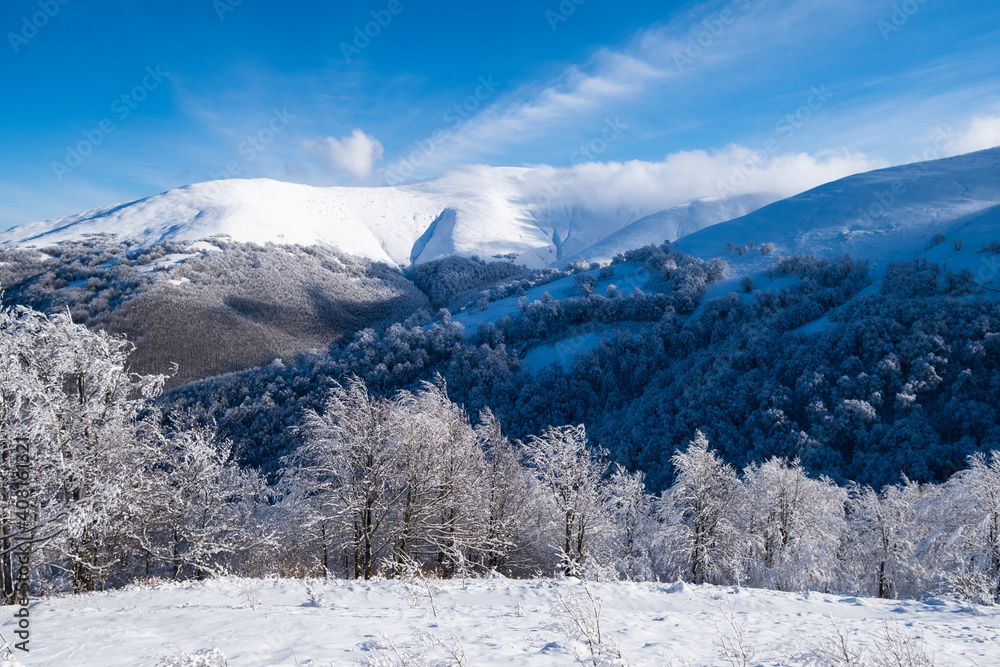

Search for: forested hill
xmin=0 ymin=238 xmax=429 ymax=388
xmin=166 ymin=243 xmax=1000 ymax=491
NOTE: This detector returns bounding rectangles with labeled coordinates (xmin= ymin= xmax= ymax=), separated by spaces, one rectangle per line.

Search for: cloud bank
xmin=437 ymin=145 xmax=883 ymax=220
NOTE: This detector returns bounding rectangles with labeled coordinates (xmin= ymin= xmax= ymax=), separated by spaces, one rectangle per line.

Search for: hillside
xmin=679 ymin=147 xmax=1000 ymax=287
xmin=3 ymin=149 xmax=1000 ymax=481
xmin=0 ymin=238 xmax=429 ymax=387
xmin=560 ymin=192 xmax=773 ymax=266
xmin=0 ymin=168 xmax=776 ymax=269
xmin=0 ymin=168 xmax=777 ymax=387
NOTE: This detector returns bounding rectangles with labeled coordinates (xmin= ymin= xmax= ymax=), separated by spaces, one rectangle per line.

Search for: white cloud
xmin=510 ymin=145 xmax=883 ymax=214
xmin=432 ymin=146 xmax=882 ymax=224
xmin=304 ymin=129 xmax=384 ymax=180
xmin=947 ymin=116 xmax=1000 ymax=155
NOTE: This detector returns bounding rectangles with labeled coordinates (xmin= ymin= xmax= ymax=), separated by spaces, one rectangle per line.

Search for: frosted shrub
xmin=158 ymin=648 xmax=229 ymax=667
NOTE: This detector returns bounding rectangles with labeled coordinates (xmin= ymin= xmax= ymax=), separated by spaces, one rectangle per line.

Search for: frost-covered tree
xmin=524 ymin=424 xmax=610 ymax=576
xmin=0 ymin=300 xmax=283 ymax=595
xmin=844 ymin=481 xmax=925 ymax=599
xmin=475 ymin=409 xmax=532 ymax=572
xmin=926 ymin=452 xmax=1000 ymax=602
xmin=662 ymin=431 xmax=740 ymax=584
xmin=0 ymin=303 xmax=167 ymax=594
xmin=391 ymin=380 xmax=488 ymax=576
xmin=606 ymin=464 xmax=656 ymax=581
xmin=282 ymin=378 xmax=403 ymax=579
xmin=739 ymin=458 xmax=846 ymax=591
xmin=141 ymin=426 xmax=272 ymax=580
xmin=964 ymin=452 xmax=1000 ymax=601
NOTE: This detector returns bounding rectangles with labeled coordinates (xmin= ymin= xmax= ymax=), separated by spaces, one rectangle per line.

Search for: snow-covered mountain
xmin=0 ymin=168 xmax=777 ymax=269
xmin=678 ymin=147 xmax=1000 ymax=285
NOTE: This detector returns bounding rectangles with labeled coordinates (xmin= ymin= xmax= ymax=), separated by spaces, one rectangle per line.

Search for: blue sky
xmin=2 ymin=0 xmax=1000 ymax=228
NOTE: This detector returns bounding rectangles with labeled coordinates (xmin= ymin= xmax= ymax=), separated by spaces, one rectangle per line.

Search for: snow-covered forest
xmin=4 ymin=0 xmax=1000 ymax=657
xmin=2 ymin=298 xmax=999 ymax=611
xmin=3 ymin=202 xmax=1000 ymax=667
xmin=163 ymin=241 xmax=1000 ymax=493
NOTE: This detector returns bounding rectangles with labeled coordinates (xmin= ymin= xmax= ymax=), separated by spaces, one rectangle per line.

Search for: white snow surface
xmin=5 ymin=577 xmax=998 ymax=666
xmin=0 ymin=168 xmax=777 ymax=270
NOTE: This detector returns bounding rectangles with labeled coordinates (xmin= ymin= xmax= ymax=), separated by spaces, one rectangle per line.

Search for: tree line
xmin=278 ymin=378 xmax=1000 ymax=605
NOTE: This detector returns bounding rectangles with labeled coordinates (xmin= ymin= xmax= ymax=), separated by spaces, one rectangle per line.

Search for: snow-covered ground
xmin=4 ymin=577 xmax=997 ymax=666
xmin=522 ymin=333 xmax=603 ymax=373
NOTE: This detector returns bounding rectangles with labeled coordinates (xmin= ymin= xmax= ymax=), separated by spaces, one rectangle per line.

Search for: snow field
xmin=5 ymin=577 xmax=999 ymax=666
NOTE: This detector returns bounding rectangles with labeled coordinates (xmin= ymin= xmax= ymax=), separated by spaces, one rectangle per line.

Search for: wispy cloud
xmin=377 ymin=0 xmax=883 ymax=180
xmin=154 ymin=0 xmax=996 ymax=197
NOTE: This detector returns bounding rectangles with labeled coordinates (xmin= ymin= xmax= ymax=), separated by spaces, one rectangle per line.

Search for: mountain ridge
xmin=0 ymin=170 xmax=779 ymax=269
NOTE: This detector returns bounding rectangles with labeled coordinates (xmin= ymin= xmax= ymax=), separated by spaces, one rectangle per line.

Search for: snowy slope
xmin=7 ymin=577 xmax=997 ymax=666
xmin=0 ymin=179 xmax=445 ymax=268
xmin=0 ymin=168 xmax=773 ymax=270
xmin=676 ymin=147 xmax=1000 ymax=285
